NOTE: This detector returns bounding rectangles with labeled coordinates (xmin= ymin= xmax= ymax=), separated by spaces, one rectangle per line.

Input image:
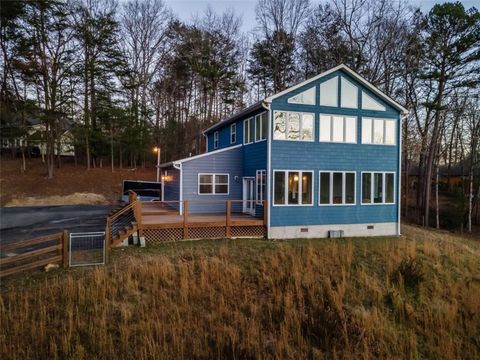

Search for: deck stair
xmin=106 ymin=192 xmax=141 ymax=246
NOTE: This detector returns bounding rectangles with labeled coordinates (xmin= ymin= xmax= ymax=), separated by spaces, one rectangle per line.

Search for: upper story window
xmin=244 ymin=117 xmax=254 ymax=144
xmin=255 ymin=112 xmax=267 ymax=141
xmin=362 ymin=172 xmax=395 ymax=204
xmin=230 ymin=123 xmax=236 ymax=144
xmin=213 ymin=131 xmax=219 ymax=149
xmin=362 ymin=91 xmax=386 ymax=111
xmin=362 ymin=118 xmax=396 ymax=145
xmin=274 ymin=170 xmax=313 ymax=206
xmin=288 ymin=87 xmax=316 ymax=105
xmin=319 ymin=171 xmax=356 ymax=205
xmin=319 ymin=114 xmax=357 ymax=143
xmin=320 ymin=76 xmax=338 ymax=107
xmin=340 ymin=77 xmax=358 ymax=109
xmin=273 ymin=111 xmax=314 ymax=141
xmin=198 ymin=173 xmax=229 ymax=195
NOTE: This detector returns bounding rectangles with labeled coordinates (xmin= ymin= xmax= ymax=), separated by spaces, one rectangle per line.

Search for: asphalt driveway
xmin=0 ymin=205 xmax=115 ymax=246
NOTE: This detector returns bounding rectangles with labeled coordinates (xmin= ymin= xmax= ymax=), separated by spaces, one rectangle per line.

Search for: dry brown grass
xmin=1 ymin=224 xmax=479 ymax=359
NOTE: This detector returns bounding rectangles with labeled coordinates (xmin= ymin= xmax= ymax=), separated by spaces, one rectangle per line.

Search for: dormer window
xmin=213 ymin=131 xmax=219 ymax=149
xmin=288 ymin=87 xmax=316 ymax=105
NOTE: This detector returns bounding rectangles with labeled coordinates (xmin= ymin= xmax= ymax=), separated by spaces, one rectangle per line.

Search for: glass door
xmin=243 ymin=178 xmax=255 ymax=215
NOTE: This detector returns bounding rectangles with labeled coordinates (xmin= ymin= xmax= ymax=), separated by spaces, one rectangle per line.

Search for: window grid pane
xmin=332 ymin=116 xmax=344 ymax=142
xmin=301 ymin=172 xmax=313 ymax=204
xmin=302 ymin=114 xmax=314 ymax=141
xmin=288 ymin=172 xmax=300 ymax=204
xmin=345 ymin=173 xmax=355 ymax=204
xmin=332 ymin=172 xmax=343 ymax=204
xmin=320 ymin=115 xmax=331 ymax=142
xmin=373 ymin=173 xmax=383 ymax=203
xmin=274 ymin=112 xmax=286 ymax=140
xmin=320 ymin=77 xmax=338 ymax=106
xmin=385 ymin=173 xmax=394 ymax=203
xmin=362 ymin=173 xmax=372 ymax=203
xmin=320 ymin=172 xmax=330 ymax=204
xmin=274 ymin=172 xmax=285 ymax=204
xmin=362 ymin=118 xmax=372 ymax=144
xmin=287 ymin=113 xmax=300 ymax=140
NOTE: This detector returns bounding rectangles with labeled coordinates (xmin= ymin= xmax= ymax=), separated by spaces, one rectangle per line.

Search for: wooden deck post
xmin=226 ymin=200 xmax=231 ymax=238
xmin=183 ymin=200 xmax=189 ymax=239
xmin=62 ymin=230 xmax=69 ymax=268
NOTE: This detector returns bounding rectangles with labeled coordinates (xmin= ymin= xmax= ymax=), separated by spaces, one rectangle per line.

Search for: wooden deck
xmin=140 ymin=202 xmax=264 ymax=229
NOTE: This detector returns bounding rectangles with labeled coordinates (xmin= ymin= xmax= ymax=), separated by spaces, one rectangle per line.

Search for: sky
xmin=164 ymin=0 xmax=479 ymax=33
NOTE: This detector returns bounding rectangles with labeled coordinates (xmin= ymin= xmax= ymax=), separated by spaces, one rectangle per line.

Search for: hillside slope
xmin=1 ymin=225 xmax=479 ymax=359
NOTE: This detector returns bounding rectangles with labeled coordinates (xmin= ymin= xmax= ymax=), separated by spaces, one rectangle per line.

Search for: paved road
xmin=0 ymin=205 xmax=116 ymax=245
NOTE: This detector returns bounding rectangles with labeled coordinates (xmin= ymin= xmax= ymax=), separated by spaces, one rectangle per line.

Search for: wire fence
xmin=69 ymin=232 xmax=105 ymax=267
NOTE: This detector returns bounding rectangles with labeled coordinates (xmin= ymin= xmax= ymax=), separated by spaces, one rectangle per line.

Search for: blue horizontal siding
xmin=269 ymin=68 xmax=401 ymax=227
xmin=182 ymin=147 xmax=243 ymax=214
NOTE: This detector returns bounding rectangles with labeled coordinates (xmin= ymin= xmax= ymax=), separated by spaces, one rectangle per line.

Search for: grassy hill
xmin=1 ymin=225 xmax=479 ymax=359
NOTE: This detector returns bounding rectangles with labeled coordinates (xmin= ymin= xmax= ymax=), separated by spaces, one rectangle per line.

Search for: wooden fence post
xmin=183 ymin=200 xmax=189 ymax=239
xmin=226 ymin=200 xmax=231 ymax=238
xmin=62 ymin=230 xmax=69 ymax=268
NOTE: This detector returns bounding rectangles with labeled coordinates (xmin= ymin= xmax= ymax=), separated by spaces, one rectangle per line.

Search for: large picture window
xmin=361 ymin=172 xmax=395 ymax=204
xmin=362 ymin=118 xmax=396 ymax=145
xmin=256 ymin=170 xmax=266 ymax=204
xmin=320 ymin=76 xmax=338 ymax=107
xmin=244 ymin=118 xmax=254 ymax=144
xmin=319 ymin=171 xmax=356 ymax=205
xmin=198 ymin=173 xmax=229 ymax=195
xmin=340 ymin=77 xmax=358 ymax=109
xmin=273 ymin=170 xmax=313 ymax=205
xmin=319 ymin=114 xmax=357 ymax=143
xmin=255 ymin=112 xmax=267 ymax=141
xmin=273 ymin=111 xmax=314 ymax=141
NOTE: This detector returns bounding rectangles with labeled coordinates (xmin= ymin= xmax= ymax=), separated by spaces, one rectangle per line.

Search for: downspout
xmin=173 ymin=162 xmax=183 ymax=215
xmin=397 ymin=112 xmax=408 ymax=236
xmin=263 ymin=101 xmax=272 ymax=239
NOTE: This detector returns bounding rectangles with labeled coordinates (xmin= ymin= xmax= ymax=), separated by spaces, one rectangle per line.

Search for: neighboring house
xmin=160 ymin=64 xmax=407 ymax=239
xmin=1 ymin=119 xmax=74 ymax=157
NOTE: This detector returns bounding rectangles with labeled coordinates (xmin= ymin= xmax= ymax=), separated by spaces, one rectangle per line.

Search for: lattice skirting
xmin=144 ymin=226 xmax=266 ymax=243
xmin=189 ymin=227 xmax=226 ymax=239
xmin=231 ymin=225 xmax=265 ymax=238
xmin=144 ymin=228 xmax=183 ymax=243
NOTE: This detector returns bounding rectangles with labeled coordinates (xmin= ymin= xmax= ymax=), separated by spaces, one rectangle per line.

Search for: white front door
xmin=243 ymin=178 xmax=255 ymax=215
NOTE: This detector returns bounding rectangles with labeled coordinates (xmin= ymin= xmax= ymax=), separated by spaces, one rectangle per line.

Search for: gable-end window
xmin=244 ymin=118 xmax=254 ymax=144
xmin=362 ymin=91 xmax=386 ymax=111
xmin=320 ymin=77 xmax=338 ymax=107
xmin=319 ymin=171 xmax=356 ymax=205
xmin=273 ymin=170 xmax=313 ymax=205
xmin=341 ymin=77 xmax=358 ymax=109
xmin=362 ymin=118 xmax=396 ymax=145
xmin=230 ymin=123 xmax=236 ymax=144
xmin=274 ymin=111 xmax=314 ymax=141
xmin=255 ymin=112 xmax=267 ymax=141
xmin=198 ymin=173 xmax=229 ymax=195
xmin=256 ymin=170 xmax=266 ymax=205
xmin=361 ymin=172 xmax=395 ymax=204
xmin=213 ymin=131 xmax=219 ymax=149
xmin=288 ymin=87 xmax=316 ymax=105
xmin=319 ymin=114 xmax=357 ymax=143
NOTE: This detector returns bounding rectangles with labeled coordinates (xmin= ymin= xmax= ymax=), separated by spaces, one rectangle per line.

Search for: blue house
xmin=159 ymin=64 xmax=407 ymax=239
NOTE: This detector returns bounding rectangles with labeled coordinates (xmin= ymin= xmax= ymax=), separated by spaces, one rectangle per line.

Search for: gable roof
xmin=203 ymin=64 xmax=408 ymax=135
xmin=264 ymin=64 xmax=408 ymax=114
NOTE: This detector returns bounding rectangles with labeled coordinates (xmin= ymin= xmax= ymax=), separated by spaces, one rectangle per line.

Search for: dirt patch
xmin=4 ymin=192 xmax=108 ymax=207
xmin=0 ymin=157 xmax=156 ymax=206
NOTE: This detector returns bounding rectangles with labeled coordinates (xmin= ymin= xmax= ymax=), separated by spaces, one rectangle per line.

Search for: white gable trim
xmin=264 ymin=64 xmax=408 ymax=115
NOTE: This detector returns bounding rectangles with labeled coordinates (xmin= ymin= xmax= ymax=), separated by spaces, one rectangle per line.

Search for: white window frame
xmin=318 ymin=114 xmax=357 ymax=144
xmin=273 ymin=111 xmax=315 ymax=142
xmin=318 ymin=171 xmax=356 ymax=206
xmin=254 ymin=112 xmax=267 ymax=142
xmin=256 ymin=169 xmax=266 ymax=205
xmin=272 ymin=170 xmax=314 ymax=206
xmin=287 ymin=86 xmax=316 ymax=105
xmin=198 ymin=173 xmax=230 ymax=195
xmin=244 ymin=117 xmax=254 ymax=145
xmin=213 ymin=131 xmax=219 ymax=149
xmin=360 ymin=171 xmax=395 ymax=205
xmin=361 ymin=117 xmax=396 ymax=145
xmin=340 ymin=77 xmax=358 ymax=109
xmin=230 ymin=123 xmax=236 ymax=144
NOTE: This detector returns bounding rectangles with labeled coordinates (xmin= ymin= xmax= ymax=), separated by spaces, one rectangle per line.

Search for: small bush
xmin=393 ymin=257 xmax=424 ymax=289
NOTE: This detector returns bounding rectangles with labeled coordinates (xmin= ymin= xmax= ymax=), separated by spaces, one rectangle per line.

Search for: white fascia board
xmin=264 ymin=64 xmax=409 ymax=115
